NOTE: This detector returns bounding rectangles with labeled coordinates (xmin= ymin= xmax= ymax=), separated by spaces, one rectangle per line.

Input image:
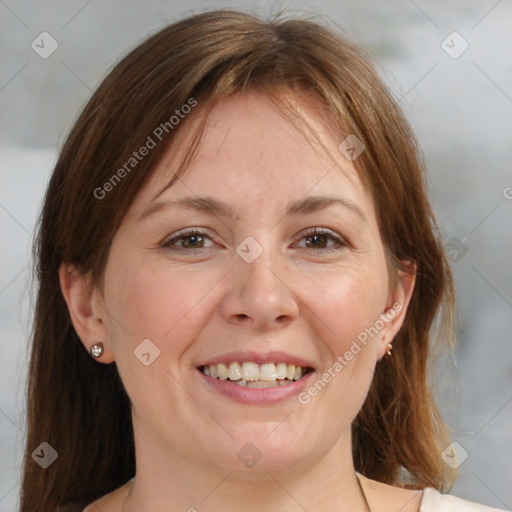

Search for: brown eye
xmin=305 ymin=233 xmax=331 ymax=249
xmin=296 ymin=228 xmax=347 ymax=252
xmin=163 ymin=229 xmax=215 ymax=252
xmin=181 ymin=234 xmax=205 ymax=248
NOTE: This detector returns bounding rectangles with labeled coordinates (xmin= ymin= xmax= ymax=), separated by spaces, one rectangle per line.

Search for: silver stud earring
xmin=90 ymin=342 xmax=104 ymax=358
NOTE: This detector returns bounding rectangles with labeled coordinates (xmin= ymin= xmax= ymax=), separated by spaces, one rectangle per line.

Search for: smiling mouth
xmin=198 ymin=361 xmax=313 ymax=388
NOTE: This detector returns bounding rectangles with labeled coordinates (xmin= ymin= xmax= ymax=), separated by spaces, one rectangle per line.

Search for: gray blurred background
xmin=1 ymin=0 xmax=511 ymax=510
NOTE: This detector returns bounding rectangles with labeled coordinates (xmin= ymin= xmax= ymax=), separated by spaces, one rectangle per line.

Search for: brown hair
xmin=21 ymin=9 xmax=455 ymax=511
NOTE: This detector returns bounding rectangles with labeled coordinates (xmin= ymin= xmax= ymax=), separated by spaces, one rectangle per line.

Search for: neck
xmin=123 ymin=427 xmax=369 ymax=512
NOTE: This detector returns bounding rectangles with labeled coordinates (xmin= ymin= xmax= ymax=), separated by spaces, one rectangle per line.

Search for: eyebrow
xmin=138 ymin=195 xmax=367 ymax=223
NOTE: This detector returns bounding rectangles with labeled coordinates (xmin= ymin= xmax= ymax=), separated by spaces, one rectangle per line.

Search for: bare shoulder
xmin=358 ymin=473 xmax=424 ymax=512
xmin=82 ymin=481 xmax=131 ymax=512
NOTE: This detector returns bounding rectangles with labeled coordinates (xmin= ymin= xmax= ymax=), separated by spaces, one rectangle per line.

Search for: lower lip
xmin=197 ymin=369 xmax=315 ymax=405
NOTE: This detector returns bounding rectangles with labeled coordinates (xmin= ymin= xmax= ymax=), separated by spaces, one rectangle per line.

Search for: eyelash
xmin=161 ymin=227 xmax=347 ymax=254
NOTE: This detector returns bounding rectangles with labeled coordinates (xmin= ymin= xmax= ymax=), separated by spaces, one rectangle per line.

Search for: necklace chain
xmin=357 ymin=474 xmax=372 ymax=512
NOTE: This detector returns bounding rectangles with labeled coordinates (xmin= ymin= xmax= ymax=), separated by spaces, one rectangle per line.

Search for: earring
xmin=386 ymin=343 xmax=393 ymax=357
xmin=90 ymin=342 xmax=104 ymax=358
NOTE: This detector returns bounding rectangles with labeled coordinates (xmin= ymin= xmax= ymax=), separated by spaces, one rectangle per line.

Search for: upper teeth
xmin=200 ymin=362 xmax=306 ymax=382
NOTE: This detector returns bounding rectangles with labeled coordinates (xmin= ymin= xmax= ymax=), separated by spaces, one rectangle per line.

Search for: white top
xmin=420 ymin=487 xmax=508 ymax=511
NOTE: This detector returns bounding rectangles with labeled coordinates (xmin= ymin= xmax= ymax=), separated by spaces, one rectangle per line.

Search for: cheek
xmin=300 ymin=266 xmax=389 ymax=353
xmin=100 ymin=258 xmax=221 ymax=422
xmin=294 ymin=267 xmax=389 ymax=421
xmin=102 ymin=254 xmax=224 ymax=365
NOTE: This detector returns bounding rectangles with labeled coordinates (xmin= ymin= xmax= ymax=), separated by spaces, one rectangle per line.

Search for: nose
xmin=219 ymin=243 xmax=300 ymax=332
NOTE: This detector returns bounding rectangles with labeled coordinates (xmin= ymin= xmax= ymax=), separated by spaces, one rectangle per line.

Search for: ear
xmin=377 ymin=262 xmax=416 ymax=360
xmin=59 ymin=263 xmax=115 ymax=363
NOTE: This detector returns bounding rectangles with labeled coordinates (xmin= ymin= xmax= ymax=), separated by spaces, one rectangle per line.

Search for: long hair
xmin=21 ymin=9 xmax=455 ymax=511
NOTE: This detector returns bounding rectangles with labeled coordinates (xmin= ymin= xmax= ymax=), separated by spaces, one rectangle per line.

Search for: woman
xmin=21 ymin=9 xmax=505 ymax=512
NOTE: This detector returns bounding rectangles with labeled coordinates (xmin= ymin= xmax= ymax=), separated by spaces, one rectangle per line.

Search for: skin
xmin=60 ymin=89 xmax=421 ymax=512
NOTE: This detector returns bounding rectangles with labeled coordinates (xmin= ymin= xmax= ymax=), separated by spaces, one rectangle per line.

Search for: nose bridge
xmin=220 ymin=233 xmax=299 ymax=328
xmin=243 ymin=245 xmax=281 ymax=289
xmin=236 ymin=234 xmax=286 ymax=297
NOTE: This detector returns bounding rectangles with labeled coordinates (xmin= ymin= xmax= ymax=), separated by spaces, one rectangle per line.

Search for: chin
xmin=201 ymin=424 xmax=319 ymax=475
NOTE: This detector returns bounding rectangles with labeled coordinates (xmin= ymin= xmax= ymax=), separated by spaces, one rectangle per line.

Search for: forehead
xmin=127 ymin=89 xmax=375 ymax=219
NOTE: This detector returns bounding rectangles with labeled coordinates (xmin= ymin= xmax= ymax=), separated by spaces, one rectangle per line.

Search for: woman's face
xmin=92 ymin=90 xmax=411 ymax=475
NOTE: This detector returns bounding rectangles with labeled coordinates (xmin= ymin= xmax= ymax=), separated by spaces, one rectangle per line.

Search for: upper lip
xmin=197 ymin=350 xmax=315 ymax=369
